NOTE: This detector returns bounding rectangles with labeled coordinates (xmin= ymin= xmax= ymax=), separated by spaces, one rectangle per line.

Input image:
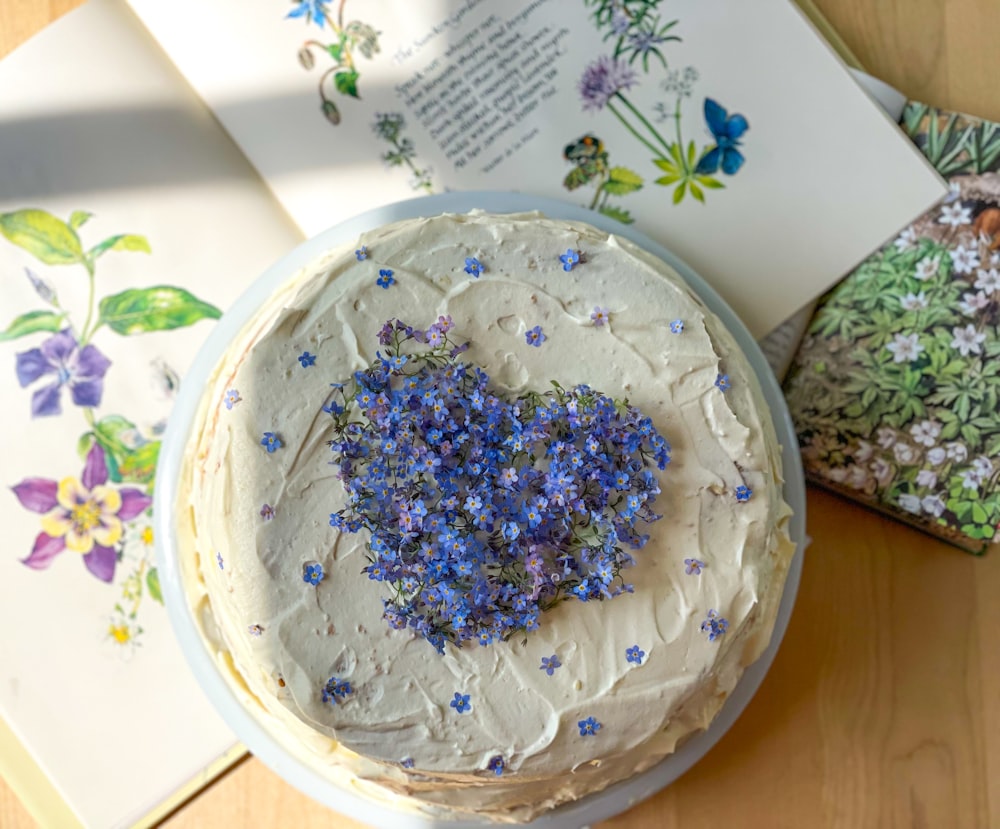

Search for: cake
xmin=175 ymin=211 xmax=795 ymax=822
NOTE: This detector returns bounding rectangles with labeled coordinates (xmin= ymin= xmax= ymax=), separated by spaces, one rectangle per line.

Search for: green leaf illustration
xmin=146 ymin=567 xmax=163 ymax=604
xmin=597 ymin=204 xmax=634 ymax=224
xmin=563 ymin=167 xmax=593 ymax=190
xmin=69 ymin=211 xmax=93 ymax=229
xmin=118 ymin=441 xmax=160 ymax=485
xmin=688 ymin=181 xmax=705 ymax=203
xmin=0 ymin=209 xmax=84 ymax=265
xmin=672 ymin=181 xmax=687 ymax=204
xmin=654 ymin=173 xmax=681 ymax=186
xmin=0 ymin=309 xmax=65 ymax=341
xmin=334 ymin=69 xmax=360 ymax=98
xmin=90 ymin=415 xmax=160 ymax=485
xmin=92 ymin=415 xmax=137 ymax=483
xmin=98 ymin=286 xmax=221 ymax=335
xmin=653 ymin=158 xmax=678 ymax=173
xmin=88 ymin=234 xmax=152 ymax=261
xmin=695 ymin=175 xmax=725 ymax=190
xmin=327 ymin=41 xmax=344 ymax=62
xmin=602 ymin=166 xmax=643 ymax=196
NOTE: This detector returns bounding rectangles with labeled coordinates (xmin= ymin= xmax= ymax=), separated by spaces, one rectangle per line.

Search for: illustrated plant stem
xmin=388 ymin=135 xmax=431 ymax=192
xmin=674 ymin=97 xmax=688 ymax=173
xmin=588 ymin=171 xmax=609 ymax=210
xmin=79 ymin=259 xmax=97 ymax=345
xmin=615 ymin=92 xmax=674 ymax=156
xmin=606 ymin=100 xmax=665 ymax=160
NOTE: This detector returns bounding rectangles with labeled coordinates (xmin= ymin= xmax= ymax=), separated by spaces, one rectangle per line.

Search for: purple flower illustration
xmin=11 ymin=443 xmax=151 ymax=583
xmin=15 ymin=329 xmax=110 ymax=417
xmin=578 ymin=56 xmax=638 ymax=112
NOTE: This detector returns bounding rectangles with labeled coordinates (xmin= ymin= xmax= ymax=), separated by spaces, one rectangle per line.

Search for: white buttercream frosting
xmin=176 ymin=211 xmax=795 ymax=821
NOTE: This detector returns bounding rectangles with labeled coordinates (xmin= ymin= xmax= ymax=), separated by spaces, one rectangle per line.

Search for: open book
xmin=0 ymin=1 xmax=946 ymax=825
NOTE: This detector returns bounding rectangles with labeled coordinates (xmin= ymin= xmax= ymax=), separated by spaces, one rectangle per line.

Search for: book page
xmin=127 ymin=0 xmax=947 ymax=338
xmin=0 ymin=1 xmax=302 ymax=825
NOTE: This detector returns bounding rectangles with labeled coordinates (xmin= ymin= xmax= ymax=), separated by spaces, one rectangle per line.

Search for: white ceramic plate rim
xmin=154 ymin=191 xmax=806 ymax=829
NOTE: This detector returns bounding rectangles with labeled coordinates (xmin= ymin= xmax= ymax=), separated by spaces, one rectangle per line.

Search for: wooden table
xmin=1 ymin=2 xmax=999 ymax=827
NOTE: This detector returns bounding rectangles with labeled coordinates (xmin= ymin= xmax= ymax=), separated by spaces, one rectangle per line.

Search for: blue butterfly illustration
xmin=695 ymin=99 xmax=749 ymax=176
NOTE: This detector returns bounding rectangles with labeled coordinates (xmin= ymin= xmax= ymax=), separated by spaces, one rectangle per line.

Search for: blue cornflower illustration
xmin=286 ymin=0 xmax=330 ymax=29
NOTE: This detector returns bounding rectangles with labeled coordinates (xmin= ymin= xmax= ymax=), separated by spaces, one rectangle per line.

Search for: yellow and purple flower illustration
xmin=12 ymin=443 xmax=151 ymax=582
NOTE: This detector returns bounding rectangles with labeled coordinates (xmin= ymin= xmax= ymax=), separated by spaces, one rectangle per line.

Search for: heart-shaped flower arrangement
xmin=326 ymin=317 xmax=670 ymax=653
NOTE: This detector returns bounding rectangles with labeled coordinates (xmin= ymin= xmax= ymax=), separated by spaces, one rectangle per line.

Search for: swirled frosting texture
xmin=178 ymin=212 xmax=795 ymax=821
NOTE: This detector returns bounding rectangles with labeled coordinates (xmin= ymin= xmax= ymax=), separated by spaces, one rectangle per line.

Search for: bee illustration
xmin=563 ymin=135 xmax=609 ymax=191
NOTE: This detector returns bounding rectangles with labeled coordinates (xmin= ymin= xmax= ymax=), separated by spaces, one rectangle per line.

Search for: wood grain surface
xmin=1 ymin=2 xmax=999 ymax=827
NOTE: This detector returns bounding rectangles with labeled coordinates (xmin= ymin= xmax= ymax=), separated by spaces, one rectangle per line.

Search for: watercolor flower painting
xmin=563 ymin=0 xmax=750 ymax=213
xmin=1 ymin=206 xmax=221 ymax=648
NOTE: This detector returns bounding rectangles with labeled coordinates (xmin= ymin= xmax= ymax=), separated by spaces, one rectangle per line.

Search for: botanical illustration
xmin=286 ymin=0 xmax=380 ymax=126
xmin=563 ymin=0 xmax=750 ymax=213
xmin=372 ymin=112 xmax=434 ymax=193
xmin=2 ymin=208 xmax=222 ymax=646
xmin=785 ymin=106 xmax=1000 ymax=553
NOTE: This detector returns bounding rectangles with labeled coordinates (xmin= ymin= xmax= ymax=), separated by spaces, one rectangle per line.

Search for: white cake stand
xmin=154 ymin=191 xmax=806 ymax=829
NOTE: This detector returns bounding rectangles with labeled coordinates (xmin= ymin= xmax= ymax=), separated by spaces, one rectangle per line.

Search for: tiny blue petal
xmin=355 ymin=246 xmax=368 ymax=261
xmin=298 ymin=351 xmax=316 ymax=368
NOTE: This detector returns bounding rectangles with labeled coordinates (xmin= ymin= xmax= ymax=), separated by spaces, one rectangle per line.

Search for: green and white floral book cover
xmin=785 ymin=105 xmax=1000 ymax=554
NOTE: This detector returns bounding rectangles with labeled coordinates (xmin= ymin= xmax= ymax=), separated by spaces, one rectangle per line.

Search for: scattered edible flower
xmin=525 ymin=325 xmax=547 ymax=347
xmin=303 ymin=562 xmax=325 ymax=586
xmin=322 ymin=676 xmax=352 ymax=704
xmin=559 ymin=249 xmax=581 ymax=271
xmin=684 ymin=558 xmax=705 ymax=575
xmin=625 ymin=644 xmax=645 ymax=665
xmin=464 ymin=257 xmax=484 ymax=278
xmin=540 ymin=654 xmax=562 ymax=676
xmin=701 ymin=609 xmax=729 ymax=641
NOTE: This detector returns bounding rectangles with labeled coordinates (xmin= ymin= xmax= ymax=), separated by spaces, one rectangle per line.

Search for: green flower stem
xmin=389 ymin=136 xmax=432 ymax=193
xmin=588 ymin=171 xmax=608 ymax=210
xmin=615 ymin=92 xmax=674 ymax=157
xmin=606 ymin=100 xmax=664 ymax=160
xmin=674 ymin=97 xmax=688 ymax=174
xmin=79 ymin=258 xmax=97 ymax=345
